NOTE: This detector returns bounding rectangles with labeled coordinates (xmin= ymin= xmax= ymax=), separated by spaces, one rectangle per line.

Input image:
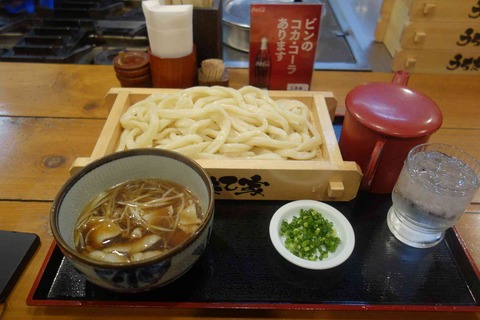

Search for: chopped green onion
xmin=280 ymin=208 xmax=341 ymax=261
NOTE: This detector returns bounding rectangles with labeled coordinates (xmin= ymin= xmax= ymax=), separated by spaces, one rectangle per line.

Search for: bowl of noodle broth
xmin=50 ymin=148 xmax=214 ymax=293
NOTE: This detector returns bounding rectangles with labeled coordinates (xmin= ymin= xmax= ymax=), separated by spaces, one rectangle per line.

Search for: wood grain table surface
xmin=0 ymin=62 xmax=478 ymax=320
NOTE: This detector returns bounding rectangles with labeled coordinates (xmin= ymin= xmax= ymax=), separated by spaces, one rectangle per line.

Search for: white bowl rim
xmin=50 ymin=148 xmax=215 ymax=269
xmin=269 ymin=200 xmax=355 ymax=270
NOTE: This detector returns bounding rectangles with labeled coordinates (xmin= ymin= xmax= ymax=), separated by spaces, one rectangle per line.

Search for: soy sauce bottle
xmin=254 ymin=37 xmax=272 ymax=89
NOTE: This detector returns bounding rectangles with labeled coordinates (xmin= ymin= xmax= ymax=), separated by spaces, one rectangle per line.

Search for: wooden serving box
xmin=71 ymin=88 xmax=362 ymax=201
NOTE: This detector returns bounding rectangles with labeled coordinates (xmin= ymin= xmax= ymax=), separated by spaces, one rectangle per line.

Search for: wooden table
xmin=0 ymin=62 xmax=479 ymax=320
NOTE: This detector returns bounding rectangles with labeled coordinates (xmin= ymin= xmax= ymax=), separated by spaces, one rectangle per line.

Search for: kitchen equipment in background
xmin=0 ymin=0 xmax=149 ymax=64
xmin=339 ymin=70 xmax=443 ymax=194
xmin=0 ymin=18 xmax=96 ymax=63
xmin=223 ymin=0 xmax=324 ymax=53
xmin=0 ymin=0 xmax=222 ymax=66
xmin=0 ymin=0 xmax=380 ymax=70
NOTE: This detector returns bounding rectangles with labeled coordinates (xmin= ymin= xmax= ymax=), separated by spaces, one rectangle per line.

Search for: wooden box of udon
xmin=71 ymin=87 xmax=362 ymax=201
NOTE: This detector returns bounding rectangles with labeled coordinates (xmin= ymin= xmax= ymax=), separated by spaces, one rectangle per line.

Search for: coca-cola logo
xmin=255 ymin=60 xmax=271 ymax=68
xmin=251 ymin=6 xmax=266 ymax=14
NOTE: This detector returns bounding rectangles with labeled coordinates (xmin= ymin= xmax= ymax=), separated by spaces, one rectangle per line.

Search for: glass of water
xmin=387 ymin=143 xmax=480 ymax=248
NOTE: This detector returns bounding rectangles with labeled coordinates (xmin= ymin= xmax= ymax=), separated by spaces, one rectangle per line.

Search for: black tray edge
xmin=27 ymin=231 xmax=480 ymax=313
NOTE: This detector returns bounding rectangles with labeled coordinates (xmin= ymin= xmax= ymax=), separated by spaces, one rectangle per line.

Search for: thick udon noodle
xmin=116 ymin=86 xmax=322 ymax=160
xmin=74 ymin=178 xmax=203 ymax=263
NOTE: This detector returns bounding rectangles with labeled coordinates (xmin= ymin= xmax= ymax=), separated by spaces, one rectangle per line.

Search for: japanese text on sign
xmin=469 ymin=0 xmax=480 ymax=18
xmin=275 ymin=17 xmax=317 ymax=75
xmin=456 ymin=28 xmax=480 ymax=46
xmin=249 ymin=3 xmax=322 ymax=90
xmin=447 ymin=54 xmax=480 ymax=71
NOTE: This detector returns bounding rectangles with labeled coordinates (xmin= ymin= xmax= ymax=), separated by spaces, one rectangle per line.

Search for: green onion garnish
xmin=280 ymin=208 xmax=341 ymax=261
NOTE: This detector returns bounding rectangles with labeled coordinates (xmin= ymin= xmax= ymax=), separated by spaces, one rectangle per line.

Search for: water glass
xmin=387 ymin=143 xmax=480 ymax=248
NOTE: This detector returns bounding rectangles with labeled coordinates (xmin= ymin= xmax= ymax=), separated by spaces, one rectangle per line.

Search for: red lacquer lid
xmin=345 ymin=81 xmax=443 ymax=138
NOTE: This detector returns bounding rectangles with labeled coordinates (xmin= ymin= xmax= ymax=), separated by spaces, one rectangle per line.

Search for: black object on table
xmin=1 ymin=230 xmax=39 ymax=302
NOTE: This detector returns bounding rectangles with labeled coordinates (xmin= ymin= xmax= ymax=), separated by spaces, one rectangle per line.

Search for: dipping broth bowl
xmin=50 ymin=149 xmax=215 ymax=293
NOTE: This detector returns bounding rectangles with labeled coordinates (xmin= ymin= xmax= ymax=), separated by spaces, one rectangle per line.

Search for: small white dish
xmin=269 ymin=200 xmax=355 ymax=270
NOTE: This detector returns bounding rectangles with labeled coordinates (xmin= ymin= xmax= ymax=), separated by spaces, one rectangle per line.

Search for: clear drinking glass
xmin=387 ymin=143 xmax=480 ymax=248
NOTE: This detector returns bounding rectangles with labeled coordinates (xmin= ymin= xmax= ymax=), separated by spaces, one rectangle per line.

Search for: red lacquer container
xmin=339 ymin=70 xmax=443 ymax=194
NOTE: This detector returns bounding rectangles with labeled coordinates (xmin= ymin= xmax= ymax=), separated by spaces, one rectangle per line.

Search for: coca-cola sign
xmin=249 ymin=2 xmax=323 ymax=91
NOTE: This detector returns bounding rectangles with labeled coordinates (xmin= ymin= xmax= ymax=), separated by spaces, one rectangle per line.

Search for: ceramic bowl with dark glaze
xmin=50 ymin=149 xmax=215 ymax=293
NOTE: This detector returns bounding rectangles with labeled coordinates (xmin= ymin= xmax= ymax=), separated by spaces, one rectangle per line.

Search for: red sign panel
xmin=249 ymin=3 xmax=322 ymax=91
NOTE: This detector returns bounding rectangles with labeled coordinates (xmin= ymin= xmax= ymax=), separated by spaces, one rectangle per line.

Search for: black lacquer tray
xmin=28 ymin=192 xmax=480 ymax=311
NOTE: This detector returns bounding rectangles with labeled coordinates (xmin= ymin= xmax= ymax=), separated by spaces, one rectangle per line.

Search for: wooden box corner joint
xmin=328 ymin=180 xmax=345 ymax=198
xmin=423 ymin=3 xmax=437 ymax=16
